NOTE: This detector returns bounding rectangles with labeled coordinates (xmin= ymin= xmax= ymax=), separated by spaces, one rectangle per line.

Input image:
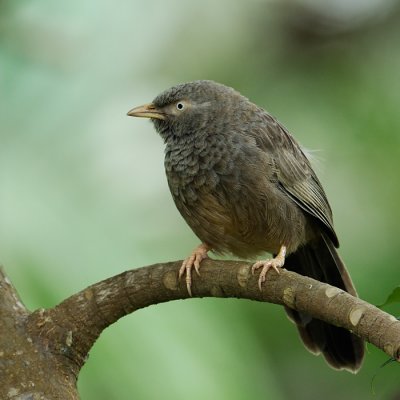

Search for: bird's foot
xmin=179 ymin=243 xmax=210 ymax=296
xmin=251 ymin=245 xmax=287 ymax=291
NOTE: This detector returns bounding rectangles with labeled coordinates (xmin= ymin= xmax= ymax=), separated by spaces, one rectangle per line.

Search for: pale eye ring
xmin=176 ymin=102 xmax=185 ymax=111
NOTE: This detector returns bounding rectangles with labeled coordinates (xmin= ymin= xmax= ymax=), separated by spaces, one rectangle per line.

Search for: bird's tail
xmin=284 ymin=232 xmax=364 ymax=372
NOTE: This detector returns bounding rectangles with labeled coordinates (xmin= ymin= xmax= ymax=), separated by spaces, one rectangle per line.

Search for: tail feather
xmin=284 ymin=232 xmax=364 ymax=372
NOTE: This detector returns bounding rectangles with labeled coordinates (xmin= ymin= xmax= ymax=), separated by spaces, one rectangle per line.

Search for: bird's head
xmin=127 ymin=80 xmax=249 ymax=142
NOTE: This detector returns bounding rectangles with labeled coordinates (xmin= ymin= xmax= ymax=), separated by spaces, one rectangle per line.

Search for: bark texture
xmin=1 ymin=261 xmax=399 ymax=399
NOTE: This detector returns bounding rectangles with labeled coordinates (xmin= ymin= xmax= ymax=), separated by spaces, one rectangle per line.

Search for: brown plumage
xmin=127 ymin=80 xmax=364 ymax=372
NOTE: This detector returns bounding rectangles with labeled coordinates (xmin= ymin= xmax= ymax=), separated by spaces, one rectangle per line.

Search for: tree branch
xmin=1 ymin=260 xmax=400 ymax=399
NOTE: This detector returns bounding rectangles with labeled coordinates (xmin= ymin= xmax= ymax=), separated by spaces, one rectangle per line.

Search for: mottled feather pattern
xmin=164 ymin=121 xmax=310 ymax=257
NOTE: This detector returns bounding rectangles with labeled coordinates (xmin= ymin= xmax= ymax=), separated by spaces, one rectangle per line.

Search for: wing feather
xmin=248 ymin=110 xmax=339 ymax=247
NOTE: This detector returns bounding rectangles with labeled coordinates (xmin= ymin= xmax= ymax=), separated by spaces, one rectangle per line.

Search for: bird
xmin=127 ymin=80 xmax=364 ymax=372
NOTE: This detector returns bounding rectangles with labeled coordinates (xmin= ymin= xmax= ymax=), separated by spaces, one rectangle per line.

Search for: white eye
xmin=176 ymin=102 xmax=185 ymax=111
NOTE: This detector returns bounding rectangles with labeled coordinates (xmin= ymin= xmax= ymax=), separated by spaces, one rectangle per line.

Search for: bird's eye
xmin=176 ymin=102 xmax=185 ymax=111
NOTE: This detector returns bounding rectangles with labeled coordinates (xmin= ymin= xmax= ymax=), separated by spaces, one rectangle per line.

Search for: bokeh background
xmin=1 ymin=0 xmax=400 ymax=398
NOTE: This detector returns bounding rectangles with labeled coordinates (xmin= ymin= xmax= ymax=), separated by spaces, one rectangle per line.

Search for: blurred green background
xmin=1 ymin=0 xmax=400 ymax=399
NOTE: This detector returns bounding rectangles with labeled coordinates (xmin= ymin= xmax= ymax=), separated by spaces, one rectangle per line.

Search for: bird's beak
xmin=127 ymin=103 xmax=165 ymax=120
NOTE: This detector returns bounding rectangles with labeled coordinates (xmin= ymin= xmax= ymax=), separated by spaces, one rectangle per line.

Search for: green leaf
xmin=376 ymin=286 xmax=400 ymax=308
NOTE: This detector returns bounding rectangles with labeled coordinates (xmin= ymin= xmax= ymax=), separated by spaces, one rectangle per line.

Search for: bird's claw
xmin=252 ymin=245 xmax=287 ymax=291
xmin=179 ymin=243 xmax=209 ymax=296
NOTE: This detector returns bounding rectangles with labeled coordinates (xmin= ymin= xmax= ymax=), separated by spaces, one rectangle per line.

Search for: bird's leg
xmin=179 ymin=243 xmax=210 ymax=296
xmin=252 ymin=245 xmax=287 ymax=291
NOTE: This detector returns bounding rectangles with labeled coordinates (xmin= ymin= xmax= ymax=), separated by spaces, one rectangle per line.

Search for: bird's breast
xmin=164 ymin=134 xmax=308 ymax=257
xmin=164 ymin=134 xmax=237 ymax=197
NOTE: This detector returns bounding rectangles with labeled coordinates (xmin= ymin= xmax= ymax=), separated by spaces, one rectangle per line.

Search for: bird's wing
xmin=249 ymin=110 xmax=339 ymax=247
